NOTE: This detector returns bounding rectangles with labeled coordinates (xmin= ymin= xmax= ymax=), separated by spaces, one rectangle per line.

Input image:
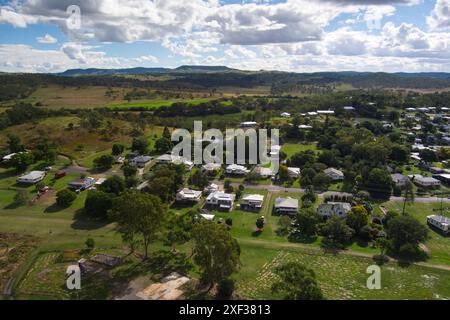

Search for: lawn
xmin=383 ymin=201 xmax=450 ymax=266
xmin=236 ymin=242 xmax=450 ymax=300
xmin=282 ymin=142 xmax=318 ymax=159
xmin=109 ymin=98 xmax=217 ymax=110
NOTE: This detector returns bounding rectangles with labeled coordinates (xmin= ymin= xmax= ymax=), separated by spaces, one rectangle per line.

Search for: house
xmin=130 ymin=155 xmax=153 ymax=168
xmin=240 ymin=194 xmax=265 ymax=211
xmin=317 ymin=110 xmax=335 ymax=115
xmin=17 ymin=171 xmax=46 ymax=184
xmin=2 ymin=153 xmax=17 ymax=163
xmin=114 ymin=156 xmax=125 ymax=164
xmin=226 ymin=164 xmax=250 ymax=175
xmin=176 ymin=188 xmax=202 ymax=202
xmin=240 ymin=122 xmax=258 ymax=129
xmin=409 ymin=175 xmax=441 ymax=188
xmin=280 ymin=112 xmax=291 ymax=118
xmin=429 ymin=167 xmax=444 ymax=174
xmin=406 ymin=107 xmax=416 ymax=112
xmin=324 ymin=168 xmax=344 ymax=181
xmin=391 ymin=173 xmax=409 ymax=187
xmin=270 ymin=145 xmax=281 ymax=157
xmin=155 ymin=154 xmax=194 ymax=170
xmin=432 ymin=174 xmax=450 ymax=185
xmin=343 ymin=106 xmax=355 ymax=111
xmin=68 ymin=177 xmax=96 ymax=191
xmin=427 ymin=215 xmax=450 ymax=235
xmin=287 ymin=167 xmax=301 ymax=178
xmin=253 ymin=166 xmax=274 ymax=179
xmin=201 ymin=163 xmax=222 ymax=173
xmin=206 ymin=192 xmax=236 ymax=211
xmin=94 ymin=178 xmax=107 ymax=187
xmin=204 ymin=183 xmax=219 ymax=195
xmin=274 ymin=197 xmax=299 ymax=216
xmin=317 ymin=202 xmax=352 ymax=219
xmin=307 ymin=112 xmax=318 ymax=117
xmin=298 ymin=125 xmax=313 ymax=129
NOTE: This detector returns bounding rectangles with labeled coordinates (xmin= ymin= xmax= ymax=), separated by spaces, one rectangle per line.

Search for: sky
xmin=0 ymin=0 xmax=450 ymax=73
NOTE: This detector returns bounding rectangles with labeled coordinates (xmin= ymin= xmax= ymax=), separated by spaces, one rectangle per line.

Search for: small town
xmin=1 ymin=0 xmax=450 ymax=307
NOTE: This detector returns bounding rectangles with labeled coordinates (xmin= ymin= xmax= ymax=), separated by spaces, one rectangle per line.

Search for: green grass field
xmin=282 ymin=142 xmax=318 ymax=159
xmin=109 ymin=98 xmax=217 ymax=110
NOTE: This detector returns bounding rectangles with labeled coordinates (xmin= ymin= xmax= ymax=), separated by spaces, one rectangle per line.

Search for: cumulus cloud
xmin=427 ymin=0 xmax=450 ymax=29
xmin=36 ymin=34 xmax=57 ymax=44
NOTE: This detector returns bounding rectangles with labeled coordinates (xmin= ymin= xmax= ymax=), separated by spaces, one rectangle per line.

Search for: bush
xmin=216 ymin=279 xmax=235 ymax=300
xmin=56 ymin=189 xmax=77 ymax=207
xmin=13 ymin=190 xmax=29 ymax=206
xmin=85 ymin=238 xmax=95 ymax=250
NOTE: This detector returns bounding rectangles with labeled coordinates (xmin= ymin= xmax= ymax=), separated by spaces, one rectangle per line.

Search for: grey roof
xmin=274 ymin=197 xmax=299 ymax=209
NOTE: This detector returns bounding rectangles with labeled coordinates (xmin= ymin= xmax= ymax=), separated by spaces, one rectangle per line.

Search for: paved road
xmin=214 ymin=180 xmax=450 ymax=203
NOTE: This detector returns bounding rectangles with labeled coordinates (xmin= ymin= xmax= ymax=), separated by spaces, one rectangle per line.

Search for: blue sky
xmin=0 ymin=0 xmax=450 ymax=73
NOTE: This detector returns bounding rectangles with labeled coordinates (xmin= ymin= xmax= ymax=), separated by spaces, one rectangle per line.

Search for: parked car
xmin=55 ymin=171 xmax=66 ymax=179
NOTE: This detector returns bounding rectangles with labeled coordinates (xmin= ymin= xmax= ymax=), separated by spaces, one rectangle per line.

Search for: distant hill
xmin=58 ymin=65 xmax=236 ymax=76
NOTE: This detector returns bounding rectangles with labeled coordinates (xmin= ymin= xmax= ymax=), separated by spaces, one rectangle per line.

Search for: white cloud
xmin=36 ymin=34 xmax=58 ymax=44
xmin=427 ymin=0 xmax=450 ymax=30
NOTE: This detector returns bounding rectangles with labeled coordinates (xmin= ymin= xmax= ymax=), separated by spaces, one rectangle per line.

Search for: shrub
xmin=56 ymin=189 xmax=77 ymax=207
xmin=216 ymin=279 xmax=235 ymax=300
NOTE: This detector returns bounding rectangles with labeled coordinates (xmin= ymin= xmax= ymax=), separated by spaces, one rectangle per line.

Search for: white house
xmin=280 ymin=112 xmax=291 ymax=118
xmin=226 ymin=164 xmax=250 ymax=175
xmin=240 ymin=121 xmax=258 ymax=129
xmin=307 ymin=112 xmax=318 ymax=117
xmin=130 ymin=155 xmax=153 ymax=168
xmin=240 ymin=194 xmax=265 ymax=211
xmin=298 ymin=125 xmax=313 ymax=129
xmin=204 ymin=183 xmax=219 ymax=195
xmin=343 ymin=106 xmax=355 ymax=111
xmin=253 ymin=166 xmax=274 ymax=179
xmin=274 ymin=197 xmax=299 ymax=216
xmin=317 ymin=202 xmax=352 ymax=219
xmin=2 ymin=153 xmax=18 ymax=163
xmin=17 ymin=171 xmax=46 ymax=184
xmin=155 ymin=154 xmax=193 ymax=170
xmin=176 ymin=188 xmax=202 ymax=202
xmin=317 ymin=110 xmax=335 ymax=115
xmin=287 ymin=167 xmax=301 ymax=178
xmin=410 ymin=174 xmax=441 ymax=188
xmin=201 ymin=163 xmax=222 ymax=173
xmin=206 ymin=192 xmax=236 ymax=211
xmin=324 ymin=168 xmax=344 ymax=181
xmin=427 ymin=215 xmax=450 ymax=235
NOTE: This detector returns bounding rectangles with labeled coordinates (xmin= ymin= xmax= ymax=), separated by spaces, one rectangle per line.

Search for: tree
xmin=9 ymin=152 xmax=33 ymax=173
xmin=419 ymin=149 xmax=438 ymax=163
xmin=84 ymin=190 xmax=114 ymax=219
xmin=191 ymin=221 xmax=241 ymax=290
xmin=346 ymin=205 xmax=369 ymax=233
xmin=122 ymin=162 xmax=137 ymax=179
xmin=189 ymin=169 xmax=209 ymax=189
xmin=386 ymin=215 xmax=428 ymax=253
xmin=217 ymin=279 xmax=235 ymax=300
xmin=320 ymin=216 xmax=355 ymax=247
xmin=365 ymin=168 xmax=392 ymax=199
xmin=154 ymin=137 xmax=173 ymax=154
xmin=13 ymin=190 xmax=29 ymax=207
xmin=272 ymin=262 xmax=324 ymax=300
xmin=110 ymin=192 xmax=167 ymax=259
xmin=85 ymin=238 xmax=95 ymax=251
xmin=6 ymin=133 xmax=24 ymax=153
xmin=296 ymin=209 xmax=321 ymax=237
xmin=312 ymin=172 xmax=332 ymax=190
xmin=98 ymin=175 xmax=125 ymax=195
xmin=93 ymin=154 xmax=114 ymax=171
xmin=256 ymin=217 xmax=265 ymax=230
xmin=165 ymin=212 xmax=193 ymax=252
xmin=56 ymin=189 xmax=77 ymax=207
xmin=112 ymin=143 xmax=125 ymax=156
xmin=131 ymin=137 xmax=148 ymax=154
xmin=278 ymin=165 xmax=291 ymax=182
xmin=402 ymin=180 xmax=415 ymax=215
xmin=290 ymin=150 xmax=316 ymax=168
